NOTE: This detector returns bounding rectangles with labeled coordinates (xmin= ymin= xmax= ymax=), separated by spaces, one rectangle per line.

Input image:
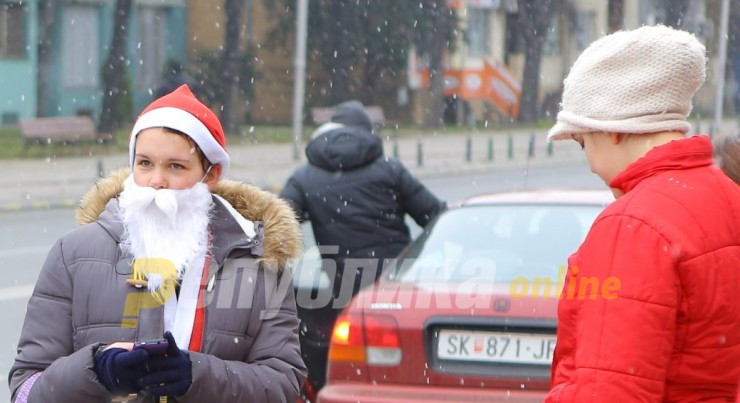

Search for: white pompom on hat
xmin=548 ymin=25 xmax=706 ymax=141
xmin=130 ymin=84 xmax=230 ymax=178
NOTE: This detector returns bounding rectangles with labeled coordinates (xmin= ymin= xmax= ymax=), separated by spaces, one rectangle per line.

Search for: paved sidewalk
xmin=1 ymin=119 xmax=734 ymax=212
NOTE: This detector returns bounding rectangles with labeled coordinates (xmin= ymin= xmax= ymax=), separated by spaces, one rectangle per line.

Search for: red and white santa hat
xmin=129 ymin=84 xmax=229 ymax=179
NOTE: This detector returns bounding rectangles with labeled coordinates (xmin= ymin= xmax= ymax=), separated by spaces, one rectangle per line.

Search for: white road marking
xmin=0 ymin=284 xmax=35 ymax=301
xmin=0 ymin=246 xmax=49 ymax=258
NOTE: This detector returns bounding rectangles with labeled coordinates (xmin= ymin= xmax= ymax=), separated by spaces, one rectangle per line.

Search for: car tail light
xmin=328 ymin=313 xmax=367 ymax=362
xmin=364 ymin=315 xmax=402 ymax=365
xmin=328 ymin=313 xmax=402 ymax=366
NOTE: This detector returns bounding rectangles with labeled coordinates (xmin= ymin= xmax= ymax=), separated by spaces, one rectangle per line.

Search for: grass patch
xmin=0 ymin=127 xmax=130 ymax=159
xmin=0 ymin=128 xmax=24 ymax=158
xmin=0 ymin=118 xmax=558 ymax=159
xmin=233 ymin=125 xmax=310 ymax=144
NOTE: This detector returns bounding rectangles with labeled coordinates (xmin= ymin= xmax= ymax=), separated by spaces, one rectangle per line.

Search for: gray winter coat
xmin=9 ymin=169 xmax=306 ymax=402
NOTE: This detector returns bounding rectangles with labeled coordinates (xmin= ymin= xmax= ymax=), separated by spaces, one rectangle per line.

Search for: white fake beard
xmin=118 ymin=175 xmax=213 ymax=291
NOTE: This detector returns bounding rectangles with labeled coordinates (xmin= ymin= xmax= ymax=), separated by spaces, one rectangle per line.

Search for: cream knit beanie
xmin=548 ymin=25 xmax=706 ymax=141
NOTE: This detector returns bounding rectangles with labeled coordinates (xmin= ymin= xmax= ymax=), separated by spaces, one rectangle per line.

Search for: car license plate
xmin=437 ymin=330 xmax=556 ymax=365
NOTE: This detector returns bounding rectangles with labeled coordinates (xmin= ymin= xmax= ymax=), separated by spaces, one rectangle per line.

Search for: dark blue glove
xmin=93 ymin=346 xmax=149 ymax=396
xmin=138 ymin=331 xmax=193 ymax=397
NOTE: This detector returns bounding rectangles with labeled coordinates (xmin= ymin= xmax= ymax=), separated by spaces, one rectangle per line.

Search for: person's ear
xmin=204 ymin=164 xmax=222 ymax=191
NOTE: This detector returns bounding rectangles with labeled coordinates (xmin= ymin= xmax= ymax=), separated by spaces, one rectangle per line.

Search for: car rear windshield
xmin=387 ymin=204 xmax=603 ymax=284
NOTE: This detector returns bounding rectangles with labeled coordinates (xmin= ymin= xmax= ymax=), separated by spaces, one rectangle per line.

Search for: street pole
xmin=712 ymin=0 xmax=730 ymax=138
xmin=292 ymin=0 xmax=308 ymax=160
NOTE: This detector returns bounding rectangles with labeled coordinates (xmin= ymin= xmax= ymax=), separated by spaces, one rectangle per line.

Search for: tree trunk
xmin=36 ymin=0 xmax=56 ymax=117
xmin=423 ymin=0 xmax=449 ymax=128
xmin=327 ymin=0 xmax=354 ymax=103
xmin=519 ymin=41 xmax=545 ymax=123
xmin=608 ymin=0 xmax=624 ymax=33
xmin=363 ymin=56 xmax=379 ymax=105
xmin=245 ymin=0 xmax=254 ymax=45
xmin=243 ymin=0 xmax=255 ymax=122
xmin=98 ymin=0 xmax=133 ymax=134
xmin=220 ymin=0 xmax=245 ymax=136
xmin=664 ymin=0 xmax=689 ymax=29
xmin=517 ymin=0 xmax=554 ymax=123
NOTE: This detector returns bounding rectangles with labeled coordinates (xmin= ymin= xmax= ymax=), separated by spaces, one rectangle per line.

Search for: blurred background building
xmin=0 ymin=0 xmax=735 ymax=131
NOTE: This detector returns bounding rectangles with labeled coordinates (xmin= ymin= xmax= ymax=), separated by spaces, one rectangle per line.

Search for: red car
xmin=317 ymin=190 xmax=613 ymax=402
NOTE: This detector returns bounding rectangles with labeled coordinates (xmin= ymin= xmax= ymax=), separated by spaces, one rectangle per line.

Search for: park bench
xmin=310 ymin=105 xmax=386 ymax=129
xmin=18 ymin=116 xmax=111 ymax=145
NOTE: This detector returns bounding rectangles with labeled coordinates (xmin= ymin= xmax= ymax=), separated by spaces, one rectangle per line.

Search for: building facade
xmin=0 ymin=0 xmax=187 ymax=125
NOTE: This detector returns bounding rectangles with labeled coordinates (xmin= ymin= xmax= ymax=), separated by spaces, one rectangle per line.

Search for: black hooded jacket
xmin=280 ymin=125 xmax=446 ymax=277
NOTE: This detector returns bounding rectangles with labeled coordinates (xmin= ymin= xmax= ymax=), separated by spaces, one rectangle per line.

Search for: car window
xmin=388 ymin=204 xmax=603 ymax=284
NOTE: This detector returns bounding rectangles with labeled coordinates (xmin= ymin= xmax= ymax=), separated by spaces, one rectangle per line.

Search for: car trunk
xmin=359 ymin=282 xmax=557 ymax=391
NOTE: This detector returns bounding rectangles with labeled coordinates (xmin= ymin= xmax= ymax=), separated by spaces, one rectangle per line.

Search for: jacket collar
xmin=209 ymin=195 xmax=263 ymax=264
xmin=609 ymin=135 xmax=714 ymax=194
xmin=76 ymin=168 xmax=301 ymax=271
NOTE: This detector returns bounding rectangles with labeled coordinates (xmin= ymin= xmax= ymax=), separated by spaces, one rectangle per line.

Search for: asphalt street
xmin=0 ymin=160 xmax=603 ymax=401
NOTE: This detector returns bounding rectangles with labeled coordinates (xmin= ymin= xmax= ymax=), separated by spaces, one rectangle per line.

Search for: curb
xmin=0 ymin=198 xmax=78 ymax=213
xmin=0 ymin=156 xmax=585 ymax=212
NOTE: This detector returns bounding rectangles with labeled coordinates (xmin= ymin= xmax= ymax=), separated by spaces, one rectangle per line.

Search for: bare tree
xmin=98 ymin=0 xmax=133 ymax=134
xmin=608 ymin=0 xmax=624 ymax=33
xmin=409 ymin=0 xmax=455 ymax=128
xmin=423 ymin=1 xmax=451 ymax=128
xmin=326 ymin=0 xmax=356 ymax=103
xmin=220 ymin=0 xmax=246 ymax=135
xmin=265 ymin=0 xmax=456 ymax=116
xmin=36 ymin=0 xmax=56 ymax=117
xmin=244 ymin=0 xmax=255 ymax=122
xmin=517 ymin=0 xmax=555 ymax=123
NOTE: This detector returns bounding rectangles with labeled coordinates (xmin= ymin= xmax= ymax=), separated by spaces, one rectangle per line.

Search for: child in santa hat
xmin=10 ymin=85 xmax=307 ymax=402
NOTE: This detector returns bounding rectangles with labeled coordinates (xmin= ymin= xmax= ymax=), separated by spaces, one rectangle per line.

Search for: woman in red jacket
xmin=545 ymin=25 xmax=740 ymax=402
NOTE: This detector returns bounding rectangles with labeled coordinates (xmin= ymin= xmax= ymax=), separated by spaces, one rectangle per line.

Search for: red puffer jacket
xmin=546 ymin=136 xmax=740 ymax=402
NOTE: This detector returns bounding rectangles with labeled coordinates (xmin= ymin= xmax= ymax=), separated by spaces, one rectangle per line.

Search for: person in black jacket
xmin=280 ymin=100 xmax=445 ymax=390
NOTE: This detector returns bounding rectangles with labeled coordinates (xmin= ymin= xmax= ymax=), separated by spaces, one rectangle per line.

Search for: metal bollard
xmin=507 ymin=134 xmax=513 ymax=160
xmin=97 ymin=158 xmax=105 ymax=178
xmin=487 ymin=137 xmax=494 ymax=161
xmin=417 ymin=138 xmax=423 ymax=167
xmin=528 ymin=132 xmax=535 ymax=159
xmin=465 ymin=136 xmax=472 ymax=163
xmin=547 ymin=141 xmax=553 ymax=157
xmin=393 ymin=140 xmax=399 ymax=159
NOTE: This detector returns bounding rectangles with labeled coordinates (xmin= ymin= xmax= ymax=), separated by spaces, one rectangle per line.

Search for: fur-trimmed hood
xmin=75 ymin=168 xmax=302 ymax=270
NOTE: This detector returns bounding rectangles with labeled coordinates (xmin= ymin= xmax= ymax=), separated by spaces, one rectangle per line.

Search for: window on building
xmin=62 ymin=5 xmax=100 ymax=88
xmin=467 ymin=8 xmax=491 ymax=58
xmin=0 ymin=2 xmax=27 ymax=59
xmin=136 ymin=6 xmax=167 ymax=91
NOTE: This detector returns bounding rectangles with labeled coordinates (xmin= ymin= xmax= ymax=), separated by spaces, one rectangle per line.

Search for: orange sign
xmin=442 ymin=60 xmax=521 ymax=119
xmin=446 ymin=0 xmax=463 ymax=10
